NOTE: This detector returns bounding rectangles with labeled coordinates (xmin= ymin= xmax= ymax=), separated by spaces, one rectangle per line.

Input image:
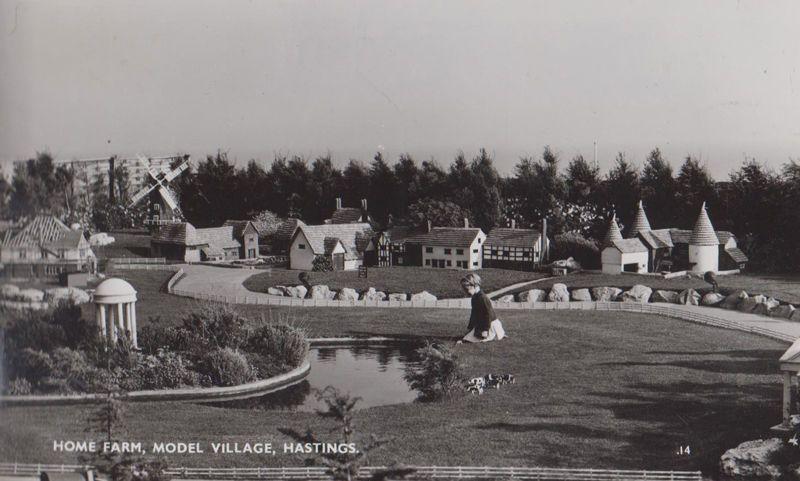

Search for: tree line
xmin=3 ymin=148 xmax=799 ymax=272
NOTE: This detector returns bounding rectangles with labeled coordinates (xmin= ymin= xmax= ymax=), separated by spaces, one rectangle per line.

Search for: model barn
xmin=288 ymin=223 xmax=373 ymax=270
xmin=151 ymin=223 xmax=241 ymax=262
xmin=601 ymin=213 xmax=649 ymax=274
xmin=483 ymin=221 xmax=549 ymax=271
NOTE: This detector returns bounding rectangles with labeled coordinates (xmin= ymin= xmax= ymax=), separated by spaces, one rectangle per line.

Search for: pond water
xmin=207 ymin=343 xmax=422 ymax=412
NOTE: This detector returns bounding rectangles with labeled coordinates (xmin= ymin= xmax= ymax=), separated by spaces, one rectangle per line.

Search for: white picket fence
xmin=0 ymin=463 xmax=703 ymax=480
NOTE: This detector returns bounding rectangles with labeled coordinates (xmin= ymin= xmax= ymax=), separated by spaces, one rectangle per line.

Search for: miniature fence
xmin=0 ymin=463 xmax=703 ymax=480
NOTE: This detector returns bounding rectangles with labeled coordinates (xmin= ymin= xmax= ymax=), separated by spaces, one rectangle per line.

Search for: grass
xmin=504 ymin=271 xmax=800 ymax=304
xmin=92 ymin=231 xmax=151 ymax=259
xmin=1 ymin=270 xmax=788 ymax=476
xmin=242 ymin=266 xmax=548 ymax=299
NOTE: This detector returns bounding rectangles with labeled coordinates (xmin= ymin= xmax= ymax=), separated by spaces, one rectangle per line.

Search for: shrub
xmin=312 ymin=255 xmax=333 ymax=272
xmin=4 ymin=314 xmax=67 ymax=353
xmin=248 ymin=323 xmax=309 ymax=369
xmin=550 ymin=232 xmax=600 ymax=270
xmin=181 ymin=305 xmax=251 ymax=351
xmin=138 ymin=322 xmax=186 ymax=355
xmin=404 ymin=342 xmax=463 ymax=402
xmin=7 ymin=378 xmax=32 ymax=395
xmin=202 ymin=348 xmax=257 ymax=387
xmin=50 ymin=347 xmax=95 ymax=392
xmin=125 ymin=350 xmax=200 ymax=390
xmin=48 ymin=301 xmax=95 ymax=349
xmin=12 ymin=348 xmax=53 ymax=383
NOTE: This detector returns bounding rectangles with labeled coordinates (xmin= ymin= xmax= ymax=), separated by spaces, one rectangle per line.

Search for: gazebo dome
xmin=93 ymin=278 xmax=137 ymax=304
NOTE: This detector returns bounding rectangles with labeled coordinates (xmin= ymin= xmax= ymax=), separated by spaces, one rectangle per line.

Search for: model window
xmin=444 ymin=248 xmax=451 ymax=255
xmin=447 ymin=260 xmax=452 ymax=266
xmin=425 ymin=259 xmax=431 ymax=266
xmin=473 ymin=249 xmax=478 ymax=253
xmin=457 ymin=249 xmax=464 ymax=255
xmin=523 ymin=251 xmax=530 ymax=258
xmin=491 ymin=249 xmax=498 ymax=256
xmin=503 ymin=250 xmax=510 ymax=257
xmin=425 ymin=247 xmax=433 ymax=253
xmin=298 ymin=244 xmax=305 ymax=249
xmin=473 ymin=261 xmax=478 ymax=266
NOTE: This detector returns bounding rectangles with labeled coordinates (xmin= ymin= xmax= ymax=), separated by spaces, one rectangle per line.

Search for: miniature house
xmin=600 ymin=213 xmax=648 ymax=274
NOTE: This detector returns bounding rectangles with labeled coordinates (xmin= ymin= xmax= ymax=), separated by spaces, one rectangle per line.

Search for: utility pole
xmin=593 ymin=140 xmax=598 ymax=170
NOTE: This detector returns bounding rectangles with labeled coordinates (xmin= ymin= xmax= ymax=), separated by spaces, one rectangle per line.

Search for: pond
xmin=206 ymin=343 xmax=423 ymax=411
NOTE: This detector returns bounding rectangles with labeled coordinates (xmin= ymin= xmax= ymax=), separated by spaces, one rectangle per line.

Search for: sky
xmin=1 ymin=0 xmax=799 ymax=179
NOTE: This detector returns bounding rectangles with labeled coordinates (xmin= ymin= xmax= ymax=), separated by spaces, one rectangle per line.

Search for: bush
xmin=550 ymin=232 xmax=600 ymax=270
xmin=248 ymin=323 xmax=309 ymax=369
xmin=312 ymin=255 xmax=333 ymax=272
xmin=202 ymin=348 xmax=257 ymax=387
xmin=50 ymin=347 xmax=95 ymax=393
xmin=124 ymin=350 xmax=200 ymax=390
xmin=12 ymin=348 xmax=53 ymax=382
xmin=7 ymin=378 xmax=32 ymax=395
xmin=4 ymin=315 xmax=67 ymax=354
xmin=181 ymin=305 xmax=251 ymax=351
xmin=404 ymin=342 xmax=463 ymax=402
xmin=138 ymin=322 xmax=186 ymax=355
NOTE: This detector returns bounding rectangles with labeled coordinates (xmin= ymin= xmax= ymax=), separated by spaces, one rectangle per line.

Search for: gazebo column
xmin=130 ymin=302 xmax=138 ymax=348
xmin=109 ymin=306 xmax=118 ymax=344
xmin=97 ymin=305 xmax=107 ymax=339
xmin=117 ymin=303 xmax=125 ymax=341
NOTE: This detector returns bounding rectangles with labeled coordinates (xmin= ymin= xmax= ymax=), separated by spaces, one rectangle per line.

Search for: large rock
xmin=517 ymin=289 xmax=546 ymax=303
xmin=753 ymin=297 xmax=780 ymax=316
xmin=17 ymin=288 xmax=45 ymax=303
xmin=496 ymin=294 xmax=515 ymax=303
xmin=591 ymin=287 xmax=622 ymax=302
xmin=284 ymin=285 xmax=308 ymax=299
xmin=547 ymin=283 xmax=570 ymax=302
xmin=651 ymin=290 xmax=679 ymax=304
xmin=571 ymin=288 xmax=592 ymax=301
xmin=388 ymin=293 xmax=408 ymax=301
xmin=739 ymin=295 xmax=768 ymax=313
xmin=44 ymin=287 xmax=90 ymax=305
xmin=719 ymin=438 xmax=784 ymax=479
xmin=0 ymin=284 xmax=20 ymax=299
xmin=621 ymin=285 xmax=652 ymax=303
xmin=721 ymin=290 xmax=748 ymax=310
xmin=771 ymin=304 xmax=796 ymax=319
xmin=360 ymin=288 xmax=387 ymax=301
xmin=411 ymin=291 xmax=438 ymax=302
xmin=335 ymin=287 xmax=359 ymax=301
xmin=701 ymin=292 xmax=726 ymax=307
xmin=677 ymin=289 xmax=701 ymax=306
xmin=791 ymin=309 xmax=800 ymax=322
xmin=267 ymin=287 xmax=285 ymax=296
xmin=89 ymin=232 xmax=115 ymax=246
xmin=309 ymin=285 xmax=332 ymax=300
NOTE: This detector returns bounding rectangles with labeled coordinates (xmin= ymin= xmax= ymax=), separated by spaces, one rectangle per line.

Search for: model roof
xmin=295 ymin=223 xmax=373 ymax=257
xmin=406 ymin=227 xmax=484 ymax=248
xmin=638 ymin=229 xmax=674 ymax=249
xmin=196 ymin=226 xmax=241 ymax=250
xmin=330 ymin=208 xmax=365 ymax=224
xmin=724 ymin=247 xmax=749 ymax=263
xmin=627 ymin=200 xmax=652 ymax=238
xmin=607 ymin=238 xmax=648 ymax=254
xmin=3 ymin=215 xmax=71 ymax=248
xmin=485 ymin=228 xmax=543 ymax=247
xmin=689 ymin=202 xmax=719 ymax=246
xmin=152 ymin=223 xmax=202 ymax=245
xmin=602 ymin=213 xmax=624 ymax=247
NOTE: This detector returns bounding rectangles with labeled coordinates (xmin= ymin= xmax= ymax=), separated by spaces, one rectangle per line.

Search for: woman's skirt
xmin=461 ymin=319 xmax=506 ymax=343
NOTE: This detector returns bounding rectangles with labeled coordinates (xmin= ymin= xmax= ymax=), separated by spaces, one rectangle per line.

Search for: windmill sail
xmin=164 ymin=161 xmax=189 ymax=182
xmin=129 ymin=183 xmax=157 ymax=207
xmin=158 ymin=186 xmax=179 ymax=211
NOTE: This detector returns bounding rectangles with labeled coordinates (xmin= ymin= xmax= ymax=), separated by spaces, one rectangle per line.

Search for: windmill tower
xmin=128 ymin=155 xmax=190 ymax=227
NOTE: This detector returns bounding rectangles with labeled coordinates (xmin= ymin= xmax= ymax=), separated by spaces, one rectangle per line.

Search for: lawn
xmin=242 ymin=266 xmax=548 ymax=299
xmin=504 ymin=271 xmax=800 ymax=304
xmin=1 ymin=272 xmax=788 ymax=476
xmin=92 ymin=231 xmax=152 ymax=259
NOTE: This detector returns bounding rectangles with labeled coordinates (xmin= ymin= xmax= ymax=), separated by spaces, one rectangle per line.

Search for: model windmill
xmin=128 ymin=154 xmax=190 ymax=226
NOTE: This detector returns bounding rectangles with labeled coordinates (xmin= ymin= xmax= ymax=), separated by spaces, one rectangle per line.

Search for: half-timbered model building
xmin=367 ymin=225 xmax=426 ymax=267
xmin=482 ymin=220 xmax=550 ymax=271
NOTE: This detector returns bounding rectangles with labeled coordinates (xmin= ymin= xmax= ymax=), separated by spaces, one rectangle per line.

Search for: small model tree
xmin=280 ymin=387 xmax=413 ymax=481
xmin=312 ymin=255 xmax=334 ymax=272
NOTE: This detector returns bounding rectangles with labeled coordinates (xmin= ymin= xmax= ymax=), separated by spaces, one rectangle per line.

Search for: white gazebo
xmin=773 ymin=337 xmax=800 ymax=432
xmin=93 ymin=278 xmax=139 ymax=348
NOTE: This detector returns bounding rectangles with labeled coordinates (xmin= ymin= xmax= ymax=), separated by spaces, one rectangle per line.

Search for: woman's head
xmin=460 ymin=273 xmax=482 ymax=294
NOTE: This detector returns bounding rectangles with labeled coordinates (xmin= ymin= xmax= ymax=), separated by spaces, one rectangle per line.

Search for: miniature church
xmin=601 ymin=201 xmax=748 ymax=275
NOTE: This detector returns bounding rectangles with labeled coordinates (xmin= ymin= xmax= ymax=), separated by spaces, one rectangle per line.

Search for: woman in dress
xmin=458 ymin=273 xmax=506 ymax=343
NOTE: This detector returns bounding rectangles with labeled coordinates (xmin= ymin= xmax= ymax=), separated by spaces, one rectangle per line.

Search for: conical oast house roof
xmin=690 ymin=202 xmax=719 ymax=246
xmin=602 ymin=213 xmax=624 ymax=247
xmin=627 ymin=200 xmax=652 ymax=238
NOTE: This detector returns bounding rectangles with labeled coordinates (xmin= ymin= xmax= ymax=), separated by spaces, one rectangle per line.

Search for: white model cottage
xmin=406 ymin=222 xmax=486 ymax=270
xmin=289 ymin=223 xmax=373 ymax=271
xmin=600 ymin=213 xmax=649 ymax=274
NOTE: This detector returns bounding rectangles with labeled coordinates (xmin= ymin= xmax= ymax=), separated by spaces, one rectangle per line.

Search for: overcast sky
xmin=1 ymin=0 xmax=799 ymax=178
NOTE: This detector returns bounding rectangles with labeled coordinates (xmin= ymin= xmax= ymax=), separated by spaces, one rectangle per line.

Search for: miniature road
xmin=485 ymin=277 xmax=552 ymax=299
xmin=169 ymin=264 xmax=800 ymax=342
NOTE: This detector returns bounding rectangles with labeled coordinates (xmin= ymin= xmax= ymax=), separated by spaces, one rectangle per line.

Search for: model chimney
xmin=335 ymin=197 xmax=342 ymax=210
xmin=361 ymin=198 xmax=368 ymax=211
xmin=511 ymin=219 xmax=516 ymax=229
xmin=464 ymin=218 xmax=469 ymax=228
xmin=426 ymin=219 xmax=432 ymax=233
